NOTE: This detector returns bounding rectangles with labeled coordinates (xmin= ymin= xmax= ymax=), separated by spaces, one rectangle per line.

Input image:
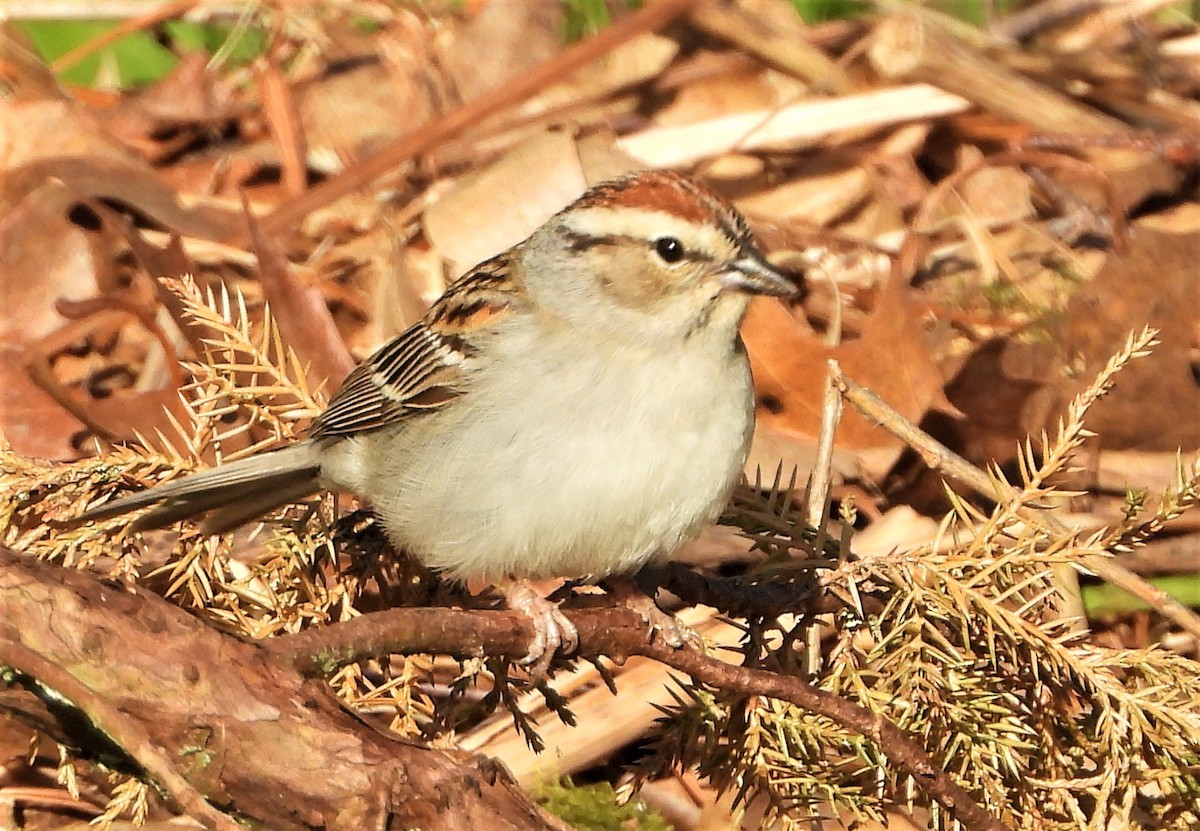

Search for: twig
xmin=1053 ymin=0 xmax=1184 ymax=52
xmin=807 ymin=360 xmax=843 ymax=529
xmin=805 ymin=360 xmax=843 ymax=561
xmin=0 ymin=787 xmax=102 ymax=817
xmin=635 ymin=629 xmax=1011 ymax=831
xmin=990 ymin=0 xmax=1107 ymax=42
xmin=639 ymin=563 xmax=829 ymax=620
xmin=831 ymin=369 xmax=1200 ymax=642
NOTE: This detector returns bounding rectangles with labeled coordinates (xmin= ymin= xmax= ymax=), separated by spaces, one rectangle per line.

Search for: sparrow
xmin=76 ymin=171 xmax=798 ymax=670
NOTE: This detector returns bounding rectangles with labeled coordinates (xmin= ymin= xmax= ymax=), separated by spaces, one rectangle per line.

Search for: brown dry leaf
xmin=126 ymin=50 xmax=237 ymax=126
xmin=866 ymin=126 xmax=935 ymax=217
xmin=852 ymin=505 xmax=943 ymax=556
xmin=423 ymin=129 xmax=639 ymax=274
xmin=519 ymin=31 xmax=678 ymax=119
xmin=0 ymin=183 xmax=98 ymax=343
xmin=2 ymin=156 xmax=241 ymax=243
xmin=653 ymin=50 xmax=802 ymax=127
xmin=0 ymin=181 xmax=100 ymax=458
xmin=1 ymin=24 xmax=62 ymax=100
xmin=564 ymin=31 xmax=680 ymax=99
xmin=1051 ymin=203 xmax=1200 ymax=450
xmin=44 ymin=378 xmax=188 ymax=456
xmin=297 ymin=59 xmax=422 ymax=164
xmin=98 ymin=52 xmax=239 ymax=163
xmin=745 ymin=416 xmax=865 ymax=487
xmin=743 ymin=272 xmax=950 ymax=477
xmin=737 ymin=160 xmax=873 ymax=228
xmin=1 ymin=187 xmax=198 ymax=455
xmin=438 ymin=0 xmax=564 ymax=103
xmin=327 ymin=226 xmax=433 ymax=351
xmin=1086 ymin=148 xmax=1183 ymax=218
xmin=0 ymin=98 xmax=135 ymax=171
xmin=942 ymin=338 xmax=1057 ymax=466
xmin=424 ymin=130 xmax=588 ymax=273
xmin=244 ymin=198 xmax=355 ymax=389
xmin=617 ymin=84 xmax=971 ymax=169
xmin=943 ymin=145 xmax=1035 ymax=227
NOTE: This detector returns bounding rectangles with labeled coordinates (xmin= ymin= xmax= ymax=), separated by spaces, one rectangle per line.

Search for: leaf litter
xmin=4 ymin=2 xmax=1200 ymax=829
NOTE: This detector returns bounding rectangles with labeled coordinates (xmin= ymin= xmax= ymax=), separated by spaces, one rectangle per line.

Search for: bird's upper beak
xmin=721 ymin=251 xmax=798 ymax=298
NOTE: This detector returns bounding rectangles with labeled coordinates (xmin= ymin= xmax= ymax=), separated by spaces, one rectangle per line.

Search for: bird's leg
xmin=602 ymin=575 xmax=697 ymax=649
xmin=503 ymin=580 xmax=579 ymax=676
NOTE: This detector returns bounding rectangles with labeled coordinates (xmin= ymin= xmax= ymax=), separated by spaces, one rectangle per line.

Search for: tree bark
xmin=0 ymin=548 xmax=567 ymax=831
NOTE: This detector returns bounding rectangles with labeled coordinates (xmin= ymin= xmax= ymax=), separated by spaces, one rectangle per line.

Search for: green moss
xmin=179 ymin=746 xmax=214 ymax=768
xmin=535 ymin=780 xmax=670 ymax=831
xmin=980 ymin=277 xmax=1025 ymax=312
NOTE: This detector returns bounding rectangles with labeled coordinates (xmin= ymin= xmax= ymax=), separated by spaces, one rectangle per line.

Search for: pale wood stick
xmin=616 ymin=84 xmax=971 ymax=167
xmin=688 ymin=2 xmax=854 ymax=93
xmin=867 ymin=11 xmax=1126 ymax=136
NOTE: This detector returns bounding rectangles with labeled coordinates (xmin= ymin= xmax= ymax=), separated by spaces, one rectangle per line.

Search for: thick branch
xmin=0 ymin=548 xmax=566 ymax=831
xmin=0 ymin=639 xmax=241 ymax=831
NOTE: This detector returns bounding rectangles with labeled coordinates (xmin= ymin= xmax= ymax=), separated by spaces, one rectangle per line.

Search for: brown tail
xmin=73 ymin=443 xmax=323 ymax=534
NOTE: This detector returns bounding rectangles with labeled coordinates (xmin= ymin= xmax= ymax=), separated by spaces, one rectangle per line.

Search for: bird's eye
xmin=654 ymin=237 xmax=685 ymax=264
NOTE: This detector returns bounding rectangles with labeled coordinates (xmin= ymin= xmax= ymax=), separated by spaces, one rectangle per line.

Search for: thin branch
xmin=831 ymin=365 xmax=1200 ymax=642
xmin=268 ymin=606 xmax=1011 ymax=831
xmin=806 ymin=359 xmax=843 ymax=535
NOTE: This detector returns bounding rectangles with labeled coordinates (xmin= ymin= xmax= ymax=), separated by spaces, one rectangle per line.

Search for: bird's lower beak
xmin=721 ymin=253 xmax=797 ymax=298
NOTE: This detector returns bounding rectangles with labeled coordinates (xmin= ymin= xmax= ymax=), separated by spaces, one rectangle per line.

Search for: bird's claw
xmin=505 ymin=582 xmax=578 ymax=677
xmin=602 ymin=575 xmax=699 ymax=649
xmin=619 ymin=590 xmax=699 ymax=649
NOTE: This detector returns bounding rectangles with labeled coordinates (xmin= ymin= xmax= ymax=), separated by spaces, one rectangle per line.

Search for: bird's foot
xmin=604 ymin=575 xmax=699 ymax=649
xmin=505 ymin=580 xmax=579 ymax=677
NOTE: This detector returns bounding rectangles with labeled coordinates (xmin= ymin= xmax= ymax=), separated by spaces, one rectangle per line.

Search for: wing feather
xmin=310 ymin=252 xmax=524 ymax=440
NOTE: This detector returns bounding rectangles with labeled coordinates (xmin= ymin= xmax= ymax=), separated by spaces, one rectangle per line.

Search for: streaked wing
xmin=310 ymin=252 xmax=523 ymax=440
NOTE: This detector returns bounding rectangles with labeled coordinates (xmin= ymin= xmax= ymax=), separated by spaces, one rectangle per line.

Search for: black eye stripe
xmin=563 ymin=230 xmax=724 ymax=266
xmin=562 ymin=230 xmax=619 ymax=252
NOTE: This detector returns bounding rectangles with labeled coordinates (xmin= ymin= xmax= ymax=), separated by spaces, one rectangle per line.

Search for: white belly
xmin=321 ymin=331 xmax=753 ymax=581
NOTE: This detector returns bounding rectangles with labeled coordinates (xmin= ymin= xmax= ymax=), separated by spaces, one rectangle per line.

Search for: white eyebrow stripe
xmin=562 ymin=207 xmax=737 ymax=259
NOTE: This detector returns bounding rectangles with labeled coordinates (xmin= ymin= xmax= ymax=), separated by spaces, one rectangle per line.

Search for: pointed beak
xmin=721 ymin=251 xmax=797 ymax=298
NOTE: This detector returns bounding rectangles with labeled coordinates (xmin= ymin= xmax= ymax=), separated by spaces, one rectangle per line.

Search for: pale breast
xmin=322 ymin=328 xmax=754 ymax=582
